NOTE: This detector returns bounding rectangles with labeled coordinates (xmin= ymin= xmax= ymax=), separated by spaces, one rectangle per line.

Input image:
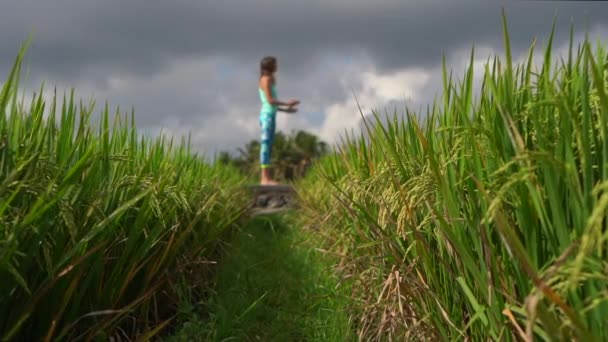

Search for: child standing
xmin=258 ymin=56 xmax=299 ymax=185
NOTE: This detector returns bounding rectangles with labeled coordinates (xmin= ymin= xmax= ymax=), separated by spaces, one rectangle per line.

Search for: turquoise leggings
xmin=259 ymin=111 xmax=276 ymax=168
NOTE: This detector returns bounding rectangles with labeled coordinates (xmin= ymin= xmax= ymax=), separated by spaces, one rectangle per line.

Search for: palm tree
xmin=291 ymin=130 xmax=328 ymax=177
xmin=217 ymin=130 xmax=328 ymax=181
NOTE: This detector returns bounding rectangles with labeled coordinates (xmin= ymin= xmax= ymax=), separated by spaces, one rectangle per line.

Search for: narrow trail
xmin=169 ymin=213 xmax=353 ymax=341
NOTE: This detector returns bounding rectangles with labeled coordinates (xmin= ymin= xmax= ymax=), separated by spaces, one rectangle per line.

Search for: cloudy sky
xmin=1 ymin=0 xmax=607 ymax=158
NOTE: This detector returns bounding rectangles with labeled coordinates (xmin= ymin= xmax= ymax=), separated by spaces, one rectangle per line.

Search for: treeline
xmin=216 ymin=130 xmax=329 ymax=181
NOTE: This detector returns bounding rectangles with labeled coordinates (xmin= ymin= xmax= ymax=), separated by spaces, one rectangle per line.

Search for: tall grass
xmin=0 ymin=44 xmax=248 ymax=340
xmin=299 ymin=13 xmax=608 ymax=341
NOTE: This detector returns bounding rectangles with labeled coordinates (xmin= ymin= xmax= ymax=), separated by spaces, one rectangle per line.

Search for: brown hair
xmin=260 ymin=56 xmax=277 ymax=77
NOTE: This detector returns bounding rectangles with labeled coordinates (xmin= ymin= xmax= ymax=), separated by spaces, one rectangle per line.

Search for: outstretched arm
xmin=261 ymin=76 xmax=299 ymax=107
xmin=277 ymin=105 xmax=298 ymax=113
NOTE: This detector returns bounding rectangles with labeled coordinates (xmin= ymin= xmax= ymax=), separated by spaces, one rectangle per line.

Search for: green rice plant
xmin=299 ymin=12 xmax=608 ymax=341
xmin=0 ymin=43 xmax=249 ymax=340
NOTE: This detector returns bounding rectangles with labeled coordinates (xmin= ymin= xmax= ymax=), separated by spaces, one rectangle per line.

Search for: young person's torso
xmin=259 ymin=76 xmax=277 ymax=113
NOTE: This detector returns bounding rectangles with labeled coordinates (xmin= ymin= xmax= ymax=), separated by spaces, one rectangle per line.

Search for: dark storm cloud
xmin=1 ymin=0 xmax=606 ymax=82
xmin=0 ymin=0 xmax=607 ymax=156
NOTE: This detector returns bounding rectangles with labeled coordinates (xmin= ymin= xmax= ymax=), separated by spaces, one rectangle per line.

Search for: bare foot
xmin=261 ymin=179 xmax=280 ymax=186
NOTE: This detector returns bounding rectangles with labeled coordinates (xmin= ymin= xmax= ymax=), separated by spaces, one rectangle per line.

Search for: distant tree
xmin=216 ymin=151 xmax=233 ymax=166
xmin=216 ymin=129 xmax=329 ymax=181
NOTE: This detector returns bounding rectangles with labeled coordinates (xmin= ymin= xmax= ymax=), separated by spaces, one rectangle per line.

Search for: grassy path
xmin=168 ymin=213 xmax=353 ymax=341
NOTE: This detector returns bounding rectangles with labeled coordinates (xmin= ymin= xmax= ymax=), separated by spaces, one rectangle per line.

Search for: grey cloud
xmin=1 ymin=0 xmax=607 ymax=157
xmin=2 ymin=1 xmax=606 ymax=83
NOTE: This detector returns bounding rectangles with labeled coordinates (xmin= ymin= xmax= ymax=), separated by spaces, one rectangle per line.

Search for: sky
xmin=1 ymin=0 xmax=607 ymax=158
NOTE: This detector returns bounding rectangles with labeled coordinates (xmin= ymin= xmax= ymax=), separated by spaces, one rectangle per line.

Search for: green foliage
xmin=168 ymin=214 xmax=353 ymax=341
xmin=299 ymin=13 xmax=608 ymax=341
xmin=0 ymin=44 xmax=248 ymax=340
xmin=218 ymin=130 xmax=329 ymax=181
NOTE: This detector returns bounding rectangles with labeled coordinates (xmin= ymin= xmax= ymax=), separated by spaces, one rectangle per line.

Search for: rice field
xmin=2 ymin=12 xmax=608 ymax=342
xmin=298 ymin=14 xmax=608 ymax=341
xmin=0 ymin=43 xmax=249 ymax=340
